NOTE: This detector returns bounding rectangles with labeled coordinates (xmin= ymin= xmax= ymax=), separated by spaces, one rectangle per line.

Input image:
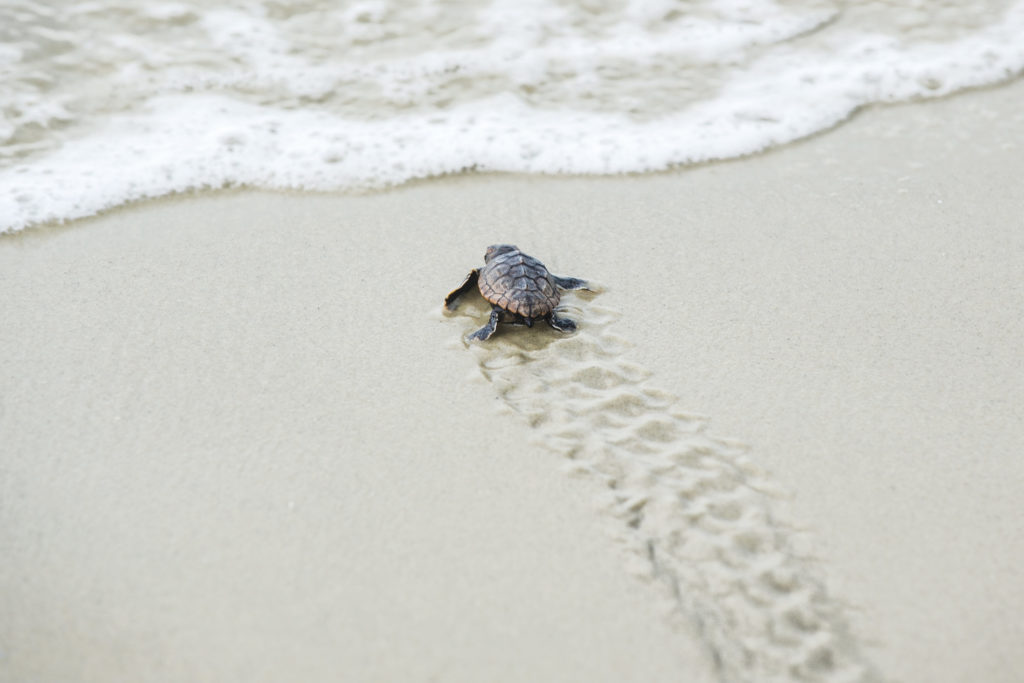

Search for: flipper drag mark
xmin=451 ymin=298 xmax=880 ymax=683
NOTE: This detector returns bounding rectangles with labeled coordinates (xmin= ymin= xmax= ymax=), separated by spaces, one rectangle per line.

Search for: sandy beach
xmin=2 ymin=77 xmax=1023 ymax=683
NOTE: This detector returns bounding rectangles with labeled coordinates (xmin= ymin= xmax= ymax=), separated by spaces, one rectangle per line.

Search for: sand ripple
xmin=447 ymin=293 xmax=879 ymax=683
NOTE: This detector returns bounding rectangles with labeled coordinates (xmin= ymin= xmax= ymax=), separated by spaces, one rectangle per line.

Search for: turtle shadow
xmin=444 ymin=287 xmax=604 ymax=353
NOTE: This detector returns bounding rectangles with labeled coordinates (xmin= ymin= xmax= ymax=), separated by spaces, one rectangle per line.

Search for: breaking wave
xmin=2 ymin=0 xmax=1023 ymax=233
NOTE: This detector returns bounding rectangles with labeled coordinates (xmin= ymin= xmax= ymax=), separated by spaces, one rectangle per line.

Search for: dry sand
xmin=2 ymin=79 xmax=1023 ymax=682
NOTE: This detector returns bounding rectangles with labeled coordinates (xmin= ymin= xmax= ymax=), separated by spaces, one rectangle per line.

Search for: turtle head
xmin=484 ymin=244 xmax=518 ymax=263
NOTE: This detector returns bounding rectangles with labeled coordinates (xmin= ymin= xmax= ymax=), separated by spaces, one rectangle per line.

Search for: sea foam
xmin=2 ymin=0 xmax=1023 ymax=233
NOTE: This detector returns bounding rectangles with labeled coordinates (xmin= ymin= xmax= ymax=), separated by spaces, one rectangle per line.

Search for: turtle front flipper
xmin=469 ymin=306 xmax=502 ymax=341
xmin=445 ymin=269 xmax=480 ymax=310
xmin=547 ymin=313 xmax=577 ymax=333
xmin=553 ymin=275 xmax=590 ymax=291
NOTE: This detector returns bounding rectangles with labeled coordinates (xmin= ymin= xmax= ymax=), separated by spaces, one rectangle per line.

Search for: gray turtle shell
xmin=478 ymin=249 xmax=559 ymax=319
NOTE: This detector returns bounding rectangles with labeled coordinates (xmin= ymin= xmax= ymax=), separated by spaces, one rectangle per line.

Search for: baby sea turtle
xmin=445 ymin=244 xmax=590 ymax=341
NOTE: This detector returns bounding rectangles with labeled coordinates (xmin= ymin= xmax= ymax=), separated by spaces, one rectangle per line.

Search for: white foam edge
xmin=2 ymin=15 xmax=1022 ymax=235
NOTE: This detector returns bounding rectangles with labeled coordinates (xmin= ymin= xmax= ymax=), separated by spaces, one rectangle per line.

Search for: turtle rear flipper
xmin=469 ymin=307 xmax=502 ymax=341
xmin=548 ymin=313 xmax=577 ymax=333
xmin=445 ymin=269 xmax=479 ymax=310
xmin=553 ymin=275 xmax=589 ymax=291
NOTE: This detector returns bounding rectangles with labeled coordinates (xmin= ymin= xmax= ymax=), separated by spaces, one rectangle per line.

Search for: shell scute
xmin=478 ymin=246 xmax=561 ymax=317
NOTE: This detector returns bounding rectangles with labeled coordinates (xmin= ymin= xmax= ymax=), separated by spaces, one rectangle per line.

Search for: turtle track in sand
xmin=446 ymin=292 xmax=880 ymax=683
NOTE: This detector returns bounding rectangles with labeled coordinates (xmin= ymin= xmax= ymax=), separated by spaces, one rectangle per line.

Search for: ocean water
xmin=2 ymin=0 xmax=1023 ymax=233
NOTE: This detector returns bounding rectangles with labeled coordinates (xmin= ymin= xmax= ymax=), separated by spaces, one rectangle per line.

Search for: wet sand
xmin=2 ymin=79 xmax=1023 ymax=682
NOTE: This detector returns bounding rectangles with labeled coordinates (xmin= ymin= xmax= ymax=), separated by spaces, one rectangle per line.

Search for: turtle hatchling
xmin=445 ymin=244 xmax=590 ymax=341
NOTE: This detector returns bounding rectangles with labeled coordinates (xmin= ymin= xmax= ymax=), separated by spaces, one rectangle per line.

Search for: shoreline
xmin=4 ymin=73 xmax=1023 ymax=239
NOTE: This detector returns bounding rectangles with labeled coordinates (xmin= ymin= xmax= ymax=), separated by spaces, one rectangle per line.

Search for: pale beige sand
xmin=0 ymin=205 xmax=717 ymax=679
xmin=3 ymin=79 xmax=1024 ymax=682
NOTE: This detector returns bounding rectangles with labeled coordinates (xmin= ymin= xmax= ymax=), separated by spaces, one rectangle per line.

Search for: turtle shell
xmin=478 ymin=248 xmax=560 ymax=319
